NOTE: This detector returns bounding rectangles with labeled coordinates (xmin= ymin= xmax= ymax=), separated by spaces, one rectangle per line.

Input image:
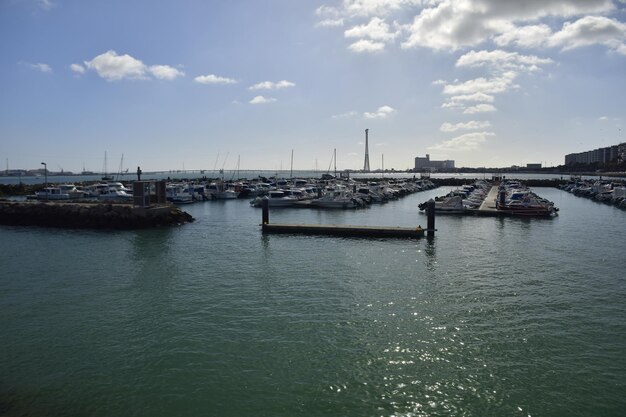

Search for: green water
xmin=1 ymin=188 xmax=624 ymax=416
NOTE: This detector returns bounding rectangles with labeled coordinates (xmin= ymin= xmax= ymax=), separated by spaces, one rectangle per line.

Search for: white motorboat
xmin=166 ymin=184 xmax=194 ymax=204
xmin=419 ymin=195 xmax=466 ymax=213
xmin=98 ymin=189 xmax=133 ymax=202
xmin=36 ymin=187 xmax=71 ymax=200
xmin=207 ymin=182 xmax=240 ymax=199
xmin=58 ymin=184 xmax=88 ymax=199
xmin=310 ymin=189 xmax=361 ymax=209
xmin=250 ymin=190 xmax=298 ymax=207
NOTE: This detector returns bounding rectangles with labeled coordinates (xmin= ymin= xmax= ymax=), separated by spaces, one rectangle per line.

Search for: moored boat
xmin=36 ymin=187 xmax=71 ymax=200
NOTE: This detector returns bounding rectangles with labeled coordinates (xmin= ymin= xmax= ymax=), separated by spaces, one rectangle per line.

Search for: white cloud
xmin=401 ymin=0 xmax=615 ymax=51
xmin=318 ymin=0 xmax=623 ymax=56
xmin=456 ymin=50 xmax=554 ymax=73
xmin=345 ymin=17 xmax=398 ymax=41
xmin=249 ymin=96 xmax=277 ymax=104
xmin=149 ymin=65 xmax=184 ymax=80
xmin=494 ymin=24 xmax=553 ymax=48
xmin=440 ymin=120 xmax=491 ymax=132
xmin=316 ymin=18 xmax=345 ymax=27
xmin=348 ymin=39 xmax=386 ymax=53
xmin=194 ymin=74 xmax=237 ymax=84
xmin=84 ymin=50 xmax=183 ymax=81
xmin=442 ymin=92 xmax=495 ymax=110
xmin=493 ymin=16 xmax=626 ymax=54
xmin=364 ymin=105 xmax=396 ymax=119
xmin=429 ymin=131 xmax=495 ymax=151
xmin=464 ymin=103 xmax=497 ymax=114
xmin=249 ymin=80 xmax=295 ymax=90
xmin=442 ymin=72 xmax=519 ymax=96
xmin=315 ymin=5 xmax=346 ymax=27
xmin=70 ymin=63 xmax=85 ymax=74
xmin=342 ymin=0 xmax=422 ymax=18
xmin=548 ymin=16 xmax=626 ymax=54
xmin=84 ymin=50 xmax=147 ymax=81
xmin=315 ymin=5 xmax=341 ymax=18
xmin=332 ymin=111 xmax=359 ymax=119
xmin=28 ymin=63 xmax=51 ymax=73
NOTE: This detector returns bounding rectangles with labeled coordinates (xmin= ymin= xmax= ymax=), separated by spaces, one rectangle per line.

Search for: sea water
xmin=1 ymin=187 xmax=624 ymax=416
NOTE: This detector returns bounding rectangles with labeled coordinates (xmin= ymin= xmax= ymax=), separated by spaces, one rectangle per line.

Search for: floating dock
xmin=475 ymin=186 xmax=500 ymax=215
xmin=259 ymin=198 xmax=430 ymax=238
xmin=422 ymin=184 xmax=557 ymax=217
xmin=262 ymin=223 xmax=425 ymax=238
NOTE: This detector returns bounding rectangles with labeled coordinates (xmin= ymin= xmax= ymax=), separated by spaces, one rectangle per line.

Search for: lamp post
xmin=41 ymin=162 xmax=47 ymax=187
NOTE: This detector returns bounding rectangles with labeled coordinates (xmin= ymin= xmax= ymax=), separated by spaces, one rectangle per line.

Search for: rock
xmin=0 ymin=201 xmax=194 ymax=229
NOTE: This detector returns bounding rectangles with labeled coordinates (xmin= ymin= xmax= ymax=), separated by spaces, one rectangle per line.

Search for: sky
xmin=1 ymin=0 xmax=625 ymax=172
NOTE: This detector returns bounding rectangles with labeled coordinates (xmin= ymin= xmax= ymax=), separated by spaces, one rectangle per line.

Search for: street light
xmin=41 ymin=162 xmax=47 ymax=187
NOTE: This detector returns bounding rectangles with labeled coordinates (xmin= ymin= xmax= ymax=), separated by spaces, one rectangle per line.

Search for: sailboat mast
xmin=334 ymin=148 xmax=337 ymax=177
xmin=213 ymin=152 xmax=220 ymax=175
xmin=290 ymin=149 xmax=293 ymax=179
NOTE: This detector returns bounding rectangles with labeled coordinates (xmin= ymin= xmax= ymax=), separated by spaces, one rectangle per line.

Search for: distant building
xmin=414 ymin=154 xmax=455 ymax=170
xmin=565 ymin=143 xmax=624 ymax=166
xmin=526 ymin=163 xmax=542 ymax=169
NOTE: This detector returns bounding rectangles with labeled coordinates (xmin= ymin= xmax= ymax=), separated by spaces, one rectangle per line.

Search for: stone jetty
xmin=0 ymin=201 xmax=193 ymax=229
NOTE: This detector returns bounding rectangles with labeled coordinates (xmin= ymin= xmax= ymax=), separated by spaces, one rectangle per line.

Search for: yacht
xmin=36 ymin=187 xmax=71 ymax=200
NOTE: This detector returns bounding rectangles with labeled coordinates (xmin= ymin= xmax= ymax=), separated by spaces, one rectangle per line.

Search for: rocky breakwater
xmin=0 ymin=201 xmax=194 ymax=229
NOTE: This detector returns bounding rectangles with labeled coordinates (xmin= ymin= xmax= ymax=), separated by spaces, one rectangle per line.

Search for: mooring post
xmin=498 ymin=189 xmax=506 ymax=208
xmin=261 ymin=197 xmax=269 ymax=225
xmin=426 ymin=199 xmax=435 ymax=238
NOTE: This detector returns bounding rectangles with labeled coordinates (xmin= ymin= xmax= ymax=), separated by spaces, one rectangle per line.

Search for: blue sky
xmin=1 ymin=0 xmax=625 ymax=172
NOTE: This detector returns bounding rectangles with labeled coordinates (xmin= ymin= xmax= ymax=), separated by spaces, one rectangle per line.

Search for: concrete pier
xmin=477 ymin=186 xmax=500 ymax=213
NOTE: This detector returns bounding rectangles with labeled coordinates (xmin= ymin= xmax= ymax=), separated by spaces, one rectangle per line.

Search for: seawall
xmin=0 ymin=201 xmax=194 ymax=229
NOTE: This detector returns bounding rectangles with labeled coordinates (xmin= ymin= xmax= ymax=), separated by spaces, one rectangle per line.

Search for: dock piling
xmin=261 ymin=197 xmax=269 ymax=224
xmin=426 ymin=199 xmax=435 ymax=238
xmin=498 ymin=188 xmax=506 ymax=208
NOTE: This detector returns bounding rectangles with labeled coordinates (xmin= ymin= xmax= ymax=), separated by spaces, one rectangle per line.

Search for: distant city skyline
xmin=1 ymin=0 xmax=625 ymax=172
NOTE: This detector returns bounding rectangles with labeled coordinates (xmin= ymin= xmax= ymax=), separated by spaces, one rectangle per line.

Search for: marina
xmin=419 ymin=179 xmax=560 ymax=217
xmin=3 ymin=0 xmax=626 ymax=415
xmin=1 ymin=185 xmax=625 ymax=416
xmin=559 ymin=177 xmax=626 ymax=209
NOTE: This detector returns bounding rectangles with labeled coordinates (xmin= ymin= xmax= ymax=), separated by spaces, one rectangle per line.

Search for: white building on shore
xmin=414 ymin=154 xmax=455 ymax=171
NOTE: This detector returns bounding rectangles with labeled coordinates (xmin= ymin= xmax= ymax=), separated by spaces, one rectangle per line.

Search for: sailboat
xmin=102 ymin=151 xmax=113 ymax=181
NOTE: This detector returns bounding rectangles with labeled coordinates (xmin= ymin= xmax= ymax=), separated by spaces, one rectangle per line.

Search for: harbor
xmin=2 ymin=184 xmax=625 ymax=417
xmin=3 ymin=0 xmax=626 ymax=414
